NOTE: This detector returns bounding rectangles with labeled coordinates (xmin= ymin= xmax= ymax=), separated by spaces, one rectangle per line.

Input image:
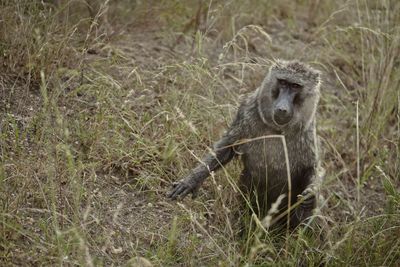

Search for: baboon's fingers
xmin=170 ymin=184 xmax=185 ymax=200
xmin=296 ymin=187 xmax=316 ymax=213
xmin=301 ymin=187 xmax=315 ymax=198
xmin=300 ymin=195 xmax=316 ymax=212
xmin=167 ymin=178 xmax=183 ymax=198
xmin=167 ymin=184 xmax=184 ymax=199
xmin=171 ymin=178 xmax=185 ymax=188
xmin=168 ymin=182 xmax=191 ymax=200
xmin=166 ymin=188 xmax=177 ymax=199
xmin=301 ymin=198 xmax=315 ymax=210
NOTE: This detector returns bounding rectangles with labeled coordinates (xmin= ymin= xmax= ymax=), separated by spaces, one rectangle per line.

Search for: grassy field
xmin=1 ymin=0 xmax=399 ymax=266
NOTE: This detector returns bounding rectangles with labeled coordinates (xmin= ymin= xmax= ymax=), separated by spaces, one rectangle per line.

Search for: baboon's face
xmin=271 ymin=78 xmax=303 ymax=126
xmin=258 ymin=60 xmax=320 ymax=130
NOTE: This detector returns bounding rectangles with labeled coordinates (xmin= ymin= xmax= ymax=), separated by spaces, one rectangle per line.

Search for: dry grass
xmin=1 ymin=0 xmax=399 ymax=266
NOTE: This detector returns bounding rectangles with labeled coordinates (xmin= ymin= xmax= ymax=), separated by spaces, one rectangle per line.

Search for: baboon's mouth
xmin=273 ymin=115 xmax=292 ymax=126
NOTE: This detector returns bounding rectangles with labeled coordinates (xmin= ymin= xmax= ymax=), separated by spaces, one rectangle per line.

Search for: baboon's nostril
xmin=277 ymin=107 xmax=288 ymax=115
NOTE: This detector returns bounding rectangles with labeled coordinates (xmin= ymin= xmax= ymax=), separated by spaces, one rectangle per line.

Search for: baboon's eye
xmin=278 ymin=79 xmax=302 ymax=90
xmin=291 ymin=83 xmax=302 ymax=90
xmin=277 ymin=79 xmax=288 ymax=86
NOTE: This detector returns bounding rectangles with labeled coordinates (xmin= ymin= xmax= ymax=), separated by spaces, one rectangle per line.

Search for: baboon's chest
xmin=239 ymin=135 xmax=313 ymax=184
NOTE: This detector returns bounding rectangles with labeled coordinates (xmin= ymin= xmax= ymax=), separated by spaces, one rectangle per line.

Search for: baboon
xmin=168 ymin=59 xmax=322 ymax=229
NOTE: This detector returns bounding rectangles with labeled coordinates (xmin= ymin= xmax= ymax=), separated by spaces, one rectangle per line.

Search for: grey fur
xmin=168 ymin=59 xmax=322 ymax=228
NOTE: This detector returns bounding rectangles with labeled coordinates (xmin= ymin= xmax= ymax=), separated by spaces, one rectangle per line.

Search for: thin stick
xmin=281 ymin=136 xmax=292 ymax=255
xmin=356 ymin=100 xmax=360 ymax=203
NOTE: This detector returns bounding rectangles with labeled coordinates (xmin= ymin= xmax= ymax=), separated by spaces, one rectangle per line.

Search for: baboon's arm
xmin=168 ymin=122 xmax=242 ymax=200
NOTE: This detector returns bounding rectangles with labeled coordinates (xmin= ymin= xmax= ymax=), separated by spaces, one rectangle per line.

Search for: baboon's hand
xmin=167 ymin=177 xmax=199 ymax=200
xmin=297 ymin=187 xmax=316 ymax=211
xmin=295 ymin=187 xmax=316 ymax=222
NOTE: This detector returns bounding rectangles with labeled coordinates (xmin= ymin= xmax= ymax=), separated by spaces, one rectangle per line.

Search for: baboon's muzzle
xmin=273 ymin=91 xmax=294 ymax=125
xmin=273 ymin=109 xmax=293 ymax=125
